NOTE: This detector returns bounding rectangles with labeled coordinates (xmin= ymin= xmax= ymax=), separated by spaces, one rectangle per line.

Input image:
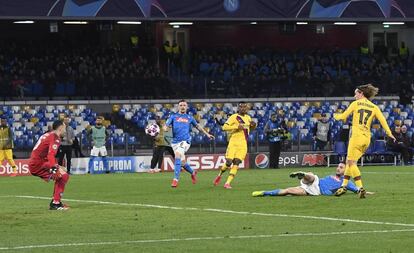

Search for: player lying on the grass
xmin=333 ymin=84 xmax=395 ymax=198
xmin=28 ymin=120 xmax=70 ymax=210
xmin=164 ymin=99 xmax=215 ymax=188
xmin=213 ymin=102 xmax=256 ymax=189
xmin=252 ymin=163 xmax=374 ymax=197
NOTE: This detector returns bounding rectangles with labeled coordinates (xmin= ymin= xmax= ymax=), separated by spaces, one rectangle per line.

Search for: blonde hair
xmin=357 ymin=84 xmax=379 ymax=100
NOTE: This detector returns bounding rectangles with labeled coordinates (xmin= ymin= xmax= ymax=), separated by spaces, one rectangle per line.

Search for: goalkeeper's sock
xmin=174 ymin=159 xmax=182 ymax=180
xmin=53 ymin=173 xmax=69 ymax=203
xmin=263 ymin=189 xmax=280 ymax=196
xmin=182 ymin=163 xmax=194 ymax=174
xmin=225 ymin=165 xmax=239 ymax=185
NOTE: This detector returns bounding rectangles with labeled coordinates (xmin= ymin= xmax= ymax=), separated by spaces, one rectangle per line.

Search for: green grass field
xmin=1 ymin=166 xmax=414 ymax=253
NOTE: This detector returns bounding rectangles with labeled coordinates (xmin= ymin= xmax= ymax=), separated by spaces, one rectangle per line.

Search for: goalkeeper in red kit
xmin=29 ymin=120 xmax=70 ymax=210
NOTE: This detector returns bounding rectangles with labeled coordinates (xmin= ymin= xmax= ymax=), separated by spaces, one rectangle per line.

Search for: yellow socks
xmin=341 ymin=163 xmax=351 ymax=187
xmin=342 ymin=163 xmax=363 ymax=188
xmin=9 ymin=160 xmax=17 ymax=173
xmin=350 ymin=164 xmax=363 ymax=188
xmin=219 ymin=164 xmax=228 ymax=176
xmin=225 ymin=165 xmax=239 ymax=185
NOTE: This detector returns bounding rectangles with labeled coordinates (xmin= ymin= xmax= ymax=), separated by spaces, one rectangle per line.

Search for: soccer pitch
xmin=1 ymin=166 xmax=414 ymax=253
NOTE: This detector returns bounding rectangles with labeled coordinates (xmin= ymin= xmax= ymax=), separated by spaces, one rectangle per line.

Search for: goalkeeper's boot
xmin=334 ymin=186 xmax=347 ymax=197
xmin=213 ymin=175 xmax=222 ymax=186
xmin=171 ymin=178 xmax=179 ymax=188
xmin=49 ymin=201 xmax=69 ymax=211
xmin=252 ymin=191 xmax=265 ymax=197
xmin=224 ymin=183 xmax=232 ymax=189
xmin=191 ymin=171 xmax=198 ymax=184
xmin=289 ymin=171 xmax=306 ymax=179
xmin=357 ymin=188 xmax=366 ymax=199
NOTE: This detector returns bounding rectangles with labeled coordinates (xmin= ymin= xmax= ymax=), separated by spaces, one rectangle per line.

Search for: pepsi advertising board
xmin=252 ymin=153 xmax=328 ymax=168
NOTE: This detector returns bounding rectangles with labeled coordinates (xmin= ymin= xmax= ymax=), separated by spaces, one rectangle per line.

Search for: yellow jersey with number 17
xmin=334 ymin=98 xmax=392 ymax=138
xmin=222 ymin=113 xmax=252 ymax=145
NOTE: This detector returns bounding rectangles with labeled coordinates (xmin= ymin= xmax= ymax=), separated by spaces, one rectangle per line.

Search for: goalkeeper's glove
xmin=50 ymin=165 xmax=62 ymax=180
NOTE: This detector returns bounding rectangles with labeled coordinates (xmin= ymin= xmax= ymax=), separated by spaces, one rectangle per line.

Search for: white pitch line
xmin=13 ymin=195 xmax=414 ymax=228
xmin=364 ymin=171 xmax=414 ymax=175
xmin=0 ymin=229 xmax=414 ymax=251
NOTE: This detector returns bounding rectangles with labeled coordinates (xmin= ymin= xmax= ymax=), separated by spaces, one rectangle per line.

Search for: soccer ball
xmin=145 ymin=123 xmax=160 ymax=137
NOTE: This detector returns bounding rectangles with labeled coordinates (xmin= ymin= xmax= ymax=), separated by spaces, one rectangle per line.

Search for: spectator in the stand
xmin=313 ymin=113 xmax=331 ymax=151
xmin=11 ymin=75 xmax=26 ymax=98
xmin=400 ymin=125 xmax=412 ymax=164
xmin=58 ymin=115 xmax=75 ymax=174
xmin=360 ymin=43 xmax=369 ymax=56
xmin=399 ymin=81 xmax=413 ymax=106
xmin=399 ymin=42 xmax=409 ymax=59
xmin=387 ymin=126 xmax=411 ymax=165
xmin=149 ymin=117 xmax=175 ymax=173
xmin=264 ymin=113 xmax=287 ymax=169
xmin=163 ymin=40 xmax=173 ymax=61
xmin=72 ymin=136 xmax=84 ymax=158
xmin=338 ymin=123 xmax=350 ymax=143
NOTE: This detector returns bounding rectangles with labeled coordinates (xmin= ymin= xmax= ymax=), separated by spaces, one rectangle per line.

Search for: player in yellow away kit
xmin=213 ymin=102 xmax=256 ymax=189
xmin=334 ymin=84 xmax=395 ymax=198
xmin=0 ymin=118 xmax=18 ymax=177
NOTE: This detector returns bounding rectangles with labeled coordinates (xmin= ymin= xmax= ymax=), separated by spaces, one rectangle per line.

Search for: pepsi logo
xmin=255 ymin=154 xmax=269 ymax=169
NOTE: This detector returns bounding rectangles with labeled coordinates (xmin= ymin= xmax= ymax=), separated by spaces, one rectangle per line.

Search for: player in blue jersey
xmin=252 ymin=163 xmax=374 ymax=197
xmin=163 ymin=99 xmax=215 ymax=188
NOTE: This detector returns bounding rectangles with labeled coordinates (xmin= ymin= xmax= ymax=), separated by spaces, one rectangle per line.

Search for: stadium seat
xmin=334 ymin=142 xmax=347 ymax=155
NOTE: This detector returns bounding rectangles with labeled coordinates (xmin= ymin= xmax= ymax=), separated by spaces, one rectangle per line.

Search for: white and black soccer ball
xmin=145 ymin=123 xmax=160 ymax=137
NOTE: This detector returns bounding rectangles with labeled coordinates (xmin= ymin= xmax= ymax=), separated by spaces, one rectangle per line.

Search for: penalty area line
xmin=1 ymin=229 xmax=414 ymax=250
xmin=11 ymin=195 xmax=414 ymax=228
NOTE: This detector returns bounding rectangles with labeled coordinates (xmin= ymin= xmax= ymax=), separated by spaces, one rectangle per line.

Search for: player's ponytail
xmin=357 ymin=84 xmax=379 ymax=100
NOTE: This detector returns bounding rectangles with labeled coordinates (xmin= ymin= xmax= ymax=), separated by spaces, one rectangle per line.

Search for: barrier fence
xmin=1 ymin=151 xmax=399 ymax=177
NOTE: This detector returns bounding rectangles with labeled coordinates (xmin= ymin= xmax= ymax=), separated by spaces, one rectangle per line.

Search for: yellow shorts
xmin=225 ymin=142 xmax=247 ymax=161
xmin=0 ymin=149 xmax=14 ymax=162
xmin=347 ymin=136 xmax=370 ymax=161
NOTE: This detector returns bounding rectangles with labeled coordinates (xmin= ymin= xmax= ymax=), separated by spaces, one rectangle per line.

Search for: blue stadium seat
xmin=373 ymin=140 xmax=387 ymax=153
xmin=115 ymin=135 xmax=125 ymax=145
xmin=128 ymin=136 xmax=137 ymax=145
xmin=334 ymin=141 xmax=347 ymax=155
xmin=216 ymin=133 xmax=226 ymax=144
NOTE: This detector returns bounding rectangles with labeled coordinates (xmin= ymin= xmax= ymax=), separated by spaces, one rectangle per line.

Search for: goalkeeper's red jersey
xmin=29 ymin=132 xmax=61 ymax=167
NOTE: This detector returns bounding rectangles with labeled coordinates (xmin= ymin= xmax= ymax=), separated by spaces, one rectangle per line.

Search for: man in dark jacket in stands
xmin=401 ymin=125 xmax=412 ymax=164
xmin=388 ymin=126 xmax=411 ymax=165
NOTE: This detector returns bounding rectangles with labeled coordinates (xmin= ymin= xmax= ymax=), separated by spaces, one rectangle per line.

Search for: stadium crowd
xmin=1 ymin=40 xmax=413 ymax=100
xmin=190 ymin=47 xmax=413 ymax=98
xmin=0 ymin=42 xmax=179 ymax=99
